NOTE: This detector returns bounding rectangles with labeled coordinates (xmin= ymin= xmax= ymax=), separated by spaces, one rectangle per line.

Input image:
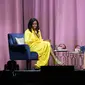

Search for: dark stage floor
xmin=0 ymin=66 xmax=85 ymax=84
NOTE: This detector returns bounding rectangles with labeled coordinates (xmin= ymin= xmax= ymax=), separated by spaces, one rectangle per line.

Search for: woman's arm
xmin=24 ymin=29 xmax=35 ymax=45
xmin=39 ymin=30 xmax=43 ymax=41
xmin=39 ymin=30 xmax=51 ymax=42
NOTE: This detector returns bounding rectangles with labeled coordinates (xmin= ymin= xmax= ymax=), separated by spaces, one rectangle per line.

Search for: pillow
xmin=15 ymin=37 xmax=24 ymax=44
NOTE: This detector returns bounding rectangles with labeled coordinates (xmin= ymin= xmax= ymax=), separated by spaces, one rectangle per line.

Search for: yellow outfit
xmin=24 ymin=29 xmax=51 ymax=69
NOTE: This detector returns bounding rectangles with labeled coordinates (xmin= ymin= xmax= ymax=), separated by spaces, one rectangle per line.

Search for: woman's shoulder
xmin=25 ymin=29 xmax=31 ymax=33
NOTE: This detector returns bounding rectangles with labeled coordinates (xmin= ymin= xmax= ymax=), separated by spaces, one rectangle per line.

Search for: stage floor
xmin=0 ymin=66 xmax=85 ymax=84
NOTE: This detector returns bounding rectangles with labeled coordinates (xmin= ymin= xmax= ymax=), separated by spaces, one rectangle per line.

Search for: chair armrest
xmin=9 ymin=44 xmax=30 ymax=52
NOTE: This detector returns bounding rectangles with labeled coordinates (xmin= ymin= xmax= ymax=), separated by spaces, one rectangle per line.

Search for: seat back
xmin=8 ymin=33 xmax=31 ymax=60
xmin=8 ymin=33 xmax=24 ymax=45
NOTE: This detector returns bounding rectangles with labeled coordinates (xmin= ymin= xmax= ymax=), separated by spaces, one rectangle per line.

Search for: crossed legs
xmin=50 ymin=47 xmax=62 ymax=65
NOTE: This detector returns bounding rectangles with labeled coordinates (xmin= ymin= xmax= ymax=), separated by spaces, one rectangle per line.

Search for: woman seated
xmin=24 ymin=18 xmax=62 ymax=69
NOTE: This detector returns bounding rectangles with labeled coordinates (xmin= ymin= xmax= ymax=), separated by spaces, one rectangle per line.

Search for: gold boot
xmin=54 ymin=58 xmax=62 ymax=65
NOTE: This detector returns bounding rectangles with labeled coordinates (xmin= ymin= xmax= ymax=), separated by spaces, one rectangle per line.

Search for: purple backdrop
xmin=0 ymin=0 xmax=85 ymax=70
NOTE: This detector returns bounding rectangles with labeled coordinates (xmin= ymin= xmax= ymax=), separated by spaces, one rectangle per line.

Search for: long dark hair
xmin=28 ymin=18 xmax=40 ymax=33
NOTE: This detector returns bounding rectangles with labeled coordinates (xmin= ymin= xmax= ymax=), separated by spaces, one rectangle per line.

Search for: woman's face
xmin=32 ymin=21 xmax=37 ymax=30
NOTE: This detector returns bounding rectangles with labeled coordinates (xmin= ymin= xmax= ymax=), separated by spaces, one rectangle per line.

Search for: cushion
xmin=15 ymin=37 xmax=24 ymax=44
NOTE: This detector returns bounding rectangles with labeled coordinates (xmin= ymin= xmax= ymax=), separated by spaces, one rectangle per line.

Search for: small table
xmin=54 ymin=50 xmax=84 ymax=70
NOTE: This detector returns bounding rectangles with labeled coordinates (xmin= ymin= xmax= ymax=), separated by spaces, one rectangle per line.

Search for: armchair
xmin=8 ymin=33 xmax=38 ymax=70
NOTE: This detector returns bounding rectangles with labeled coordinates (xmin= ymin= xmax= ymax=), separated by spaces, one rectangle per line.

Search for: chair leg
xmin=4 ymin=64 xmax=7 ymax=70
xmin=26 ymin=60 xmax=31 ymax=70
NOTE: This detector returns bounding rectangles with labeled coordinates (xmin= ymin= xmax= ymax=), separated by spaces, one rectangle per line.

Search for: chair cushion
xmin=8 ymin=33 xmax=24 ymax=45
xmin=15 ymin=37 xmax=24 ymax=44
